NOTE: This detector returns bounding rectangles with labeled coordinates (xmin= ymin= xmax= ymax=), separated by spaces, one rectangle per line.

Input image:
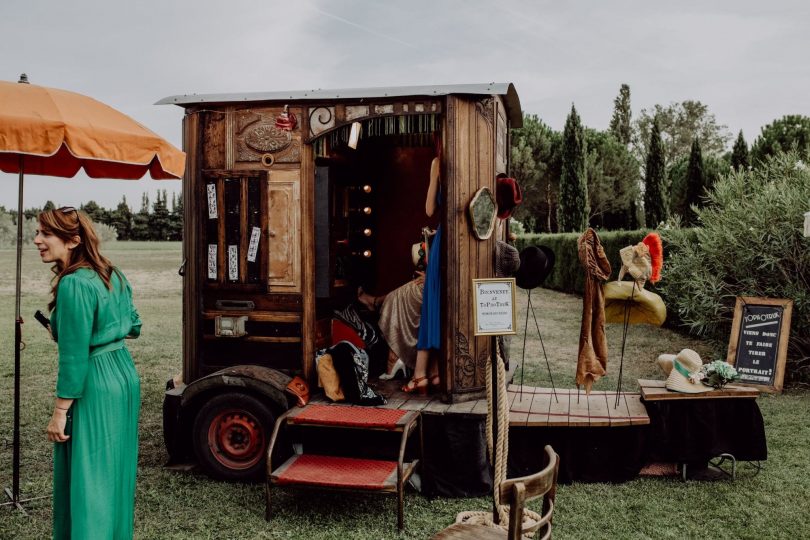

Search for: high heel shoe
xmin=379 ymin=359 xmax=407 ymax=380
xmin=401 ymin=376 xmax=429 ymax=395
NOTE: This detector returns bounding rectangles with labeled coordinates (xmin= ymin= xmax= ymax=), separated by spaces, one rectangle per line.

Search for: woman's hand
xmin=46 ymin=409 xmax=70 ymax=443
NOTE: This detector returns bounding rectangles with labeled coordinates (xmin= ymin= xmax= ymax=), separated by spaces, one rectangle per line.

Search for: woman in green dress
xmin=36 ymin=207 xmax=141 ymax=539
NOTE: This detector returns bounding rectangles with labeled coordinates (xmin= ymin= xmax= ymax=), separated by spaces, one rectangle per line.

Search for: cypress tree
xmin=609 ymin=84 xmax=632 ymax=146
xmin=644 ymin=118 xmax=667 ymax=227
xmin=558 ymin=104 xmax=588 ymax=232
xmin=683 ymin=137 xmax=705 ymax=226
xmin=731 ymin=130 xmax=750 ymax=171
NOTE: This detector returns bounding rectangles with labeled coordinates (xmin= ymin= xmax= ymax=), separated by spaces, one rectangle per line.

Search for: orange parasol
xmin=0 ymin=74 xmax=185 ymax=510
xmin=0 ymin=76 xmax=184 ymax=179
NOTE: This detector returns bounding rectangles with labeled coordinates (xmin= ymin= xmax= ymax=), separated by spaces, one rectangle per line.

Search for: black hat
xmin=515 ymin=245 xmax=555 ymax=290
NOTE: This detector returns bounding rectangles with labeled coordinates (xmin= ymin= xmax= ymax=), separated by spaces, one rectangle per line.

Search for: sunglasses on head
xmin=58 ymin=206 xmax=77 ymax=215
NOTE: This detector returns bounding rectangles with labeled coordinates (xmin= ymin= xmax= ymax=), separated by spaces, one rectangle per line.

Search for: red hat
xmin=496 ymin=175 xmax=522 ymax=219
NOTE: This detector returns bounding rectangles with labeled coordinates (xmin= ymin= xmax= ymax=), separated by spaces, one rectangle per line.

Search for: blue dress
xmin=417 ymin=225 xmax=441 ymax=351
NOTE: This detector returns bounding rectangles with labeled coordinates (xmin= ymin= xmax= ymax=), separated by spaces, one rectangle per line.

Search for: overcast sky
xmin=2 ymin=0 xmax=808 ymax=209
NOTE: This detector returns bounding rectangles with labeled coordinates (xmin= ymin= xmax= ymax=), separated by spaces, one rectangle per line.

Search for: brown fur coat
xmin=576 ymin=228 xmax=612 ymax=393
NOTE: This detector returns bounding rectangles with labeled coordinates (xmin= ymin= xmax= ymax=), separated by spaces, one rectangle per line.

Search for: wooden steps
xmin=265 ymin=404 xmax=422 ymax=531
xmin=272 ymin=454 xmax=417 ymax=492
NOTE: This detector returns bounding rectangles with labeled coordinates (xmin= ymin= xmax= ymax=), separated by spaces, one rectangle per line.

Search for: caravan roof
xmin=156 ymin=82 xmax=522 ymax=127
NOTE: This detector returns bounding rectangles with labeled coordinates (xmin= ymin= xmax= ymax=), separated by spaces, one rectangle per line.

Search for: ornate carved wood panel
xmin=268 ymin=169 xmax=302 ymax=292
xmin=232 ymin=107 xmax=303 ymax=169
xmin=444 ymin=96 xmax=497 ymax=397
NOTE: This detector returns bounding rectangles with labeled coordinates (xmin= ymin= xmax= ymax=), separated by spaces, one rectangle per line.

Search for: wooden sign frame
xmin=726 ymin=297 xmax=793 ymax=393
xmin=472 ymin=278 xmax=517 ymax=336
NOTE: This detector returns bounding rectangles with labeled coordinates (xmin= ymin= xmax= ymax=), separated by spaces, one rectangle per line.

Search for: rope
xmin=455 ymin=342 xmax=541 ymax=537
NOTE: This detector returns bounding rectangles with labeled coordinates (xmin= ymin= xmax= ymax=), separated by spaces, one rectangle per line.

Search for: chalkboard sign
xmin=726 ymin=297 xmax=793 ymax=393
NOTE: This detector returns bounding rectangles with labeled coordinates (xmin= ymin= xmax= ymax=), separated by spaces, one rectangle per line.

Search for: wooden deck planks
xmin=607 ymin=392 xmax=632 ymax=427
xmin=546 ymin=388 xmax=570 ymax=427
xmin=526 ymin=392 xmax=551 ymax=426
xmin=568 ymin=390 xmax=591 ymax=427
xmin=470 ymin=399 xmax=490 ymax=416
xmin=625 ymin=393 xmax=651 ymax=425
xmin=444 ymin=400 xmax=477 ymax=414
xmin=307 ymin=384 xmax=650 ymax=428
xmin=586 ymin=391 xmax=611 ymax=427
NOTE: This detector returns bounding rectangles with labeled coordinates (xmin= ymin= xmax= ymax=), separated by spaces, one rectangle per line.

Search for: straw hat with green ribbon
xmin=658 ymin=349 xmax=710 ymax=393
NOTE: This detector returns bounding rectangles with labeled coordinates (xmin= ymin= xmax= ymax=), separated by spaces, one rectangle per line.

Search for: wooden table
xmin=639 ymin=379 xmax=766 ymax=477
xmin=638 ymin=379 xmax=760 ymax=401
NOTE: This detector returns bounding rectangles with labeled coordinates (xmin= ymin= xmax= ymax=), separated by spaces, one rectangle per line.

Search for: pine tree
xmin=683 ymin=137 xmax=705 ymax=226
xmin=644 ymin=118 xmax=667 ymax=227
xmin=557 ymin=105 xmax=588 ymax=232
xmin=169 ymin=192 xmax=183 ymax=240
xmin=80 ymin=200 xmax=108 ymax=224
xmin=131 ymin=192 xmax=151 ymax=240
xmin=111 ymin=195 xmax=133 ymax=240
xmin=151 ymin=190 xmax=172 ymax=240
xmin=609 ymin=84 xmax=632 ymax=146
xmin=731 ymin=130 xmax=750 ymax=171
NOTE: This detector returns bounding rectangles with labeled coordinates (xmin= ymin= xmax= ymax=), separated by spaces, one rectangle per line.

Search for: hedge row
xmin=514 ymin=228 xmax=698 ymax=299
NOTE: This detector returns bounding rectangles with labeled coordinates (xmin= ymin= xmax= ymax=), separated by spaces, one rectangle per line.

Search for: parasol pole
xmin=4 ymin=157 xmax=25 ymax=510
xmin=2 ymin=150 xmax=49 ymax=513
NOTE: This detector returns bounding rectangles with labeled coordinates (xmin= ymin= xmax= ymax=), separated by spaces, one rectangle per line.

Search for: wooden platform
xmin=309 ymin=381 xmax=650 ymax=427
xmin=638 ymin=379 xmax=760 ymax=401
xmin=507 ymin=386 xmax=649 ymax=427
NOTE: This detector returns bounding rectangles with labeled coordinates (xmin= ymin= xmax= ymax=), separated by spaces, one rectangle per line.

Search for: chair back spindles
xmin=497 ymin=445 xmax=559 ymax=540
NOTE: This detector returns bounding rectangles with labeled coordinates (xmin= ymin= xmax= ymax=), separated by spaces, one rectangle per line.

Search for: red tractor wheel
xmin=193 ymin=392 xmax=275 ymax=481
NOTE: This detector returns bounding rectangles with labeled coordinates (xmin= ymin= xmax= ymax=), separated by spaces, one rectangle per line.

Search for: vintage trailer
xmin=158 ymin=83 xmax=522 ymax=480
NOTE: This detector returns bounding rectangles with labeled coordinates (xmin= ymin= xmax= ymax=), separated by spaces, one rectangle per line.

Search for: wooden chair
xmin=432 ymin=445 xmax=559 ymax=540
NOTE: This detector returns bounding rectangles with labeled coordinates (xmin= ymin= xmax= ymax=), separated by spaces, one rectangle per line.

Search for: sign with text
xmin=473 ymin=278 xmax=517 ymax=336
xmin=727 ymin=297 xmax=793 ymax=393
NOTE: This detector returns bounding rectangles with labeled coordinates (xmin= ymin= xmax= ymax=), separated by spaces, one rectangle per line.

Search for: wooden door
xmin=267 ymin=169 xmax=302 ymax=292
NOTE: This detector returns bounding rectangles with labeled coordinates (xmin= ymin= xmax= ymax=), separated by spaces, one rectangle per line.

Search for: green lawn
xmin=0 ymin=242 xmax=807 ymax=539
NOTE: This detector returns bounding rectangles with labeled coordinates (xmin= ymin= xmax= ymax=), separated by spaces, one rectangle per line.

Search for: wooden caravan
xmin=158 ymin=83 xmax=522 ymax=480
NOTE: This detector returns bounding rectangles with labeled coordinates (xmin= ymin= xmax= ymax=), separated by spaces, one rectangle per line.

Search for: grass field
xmin=1 ymin=242 xmax=808 ymax=539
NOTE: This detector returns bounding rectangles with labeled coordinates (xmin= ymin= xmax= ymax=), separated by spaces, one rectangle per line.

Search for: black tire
xmin=192 ymin=392 xmax=276 ymax=482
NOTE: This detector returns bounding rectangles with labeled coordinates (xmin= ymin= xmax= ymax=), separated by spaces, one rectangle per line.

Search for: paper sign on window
xmin=207 ymin=244 xmax=217 ymax=279
xmin=228 ymin=245 xmax=238 ymax=281
xmin=207 ymin=184 xmax=218 ymax=219
xmin=247 ymin=227 xmax=261 ymax=263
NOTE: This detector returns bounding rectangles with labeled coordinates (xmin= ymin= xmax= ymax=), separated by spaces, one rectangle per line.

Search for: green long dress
xmin=51 ymin=267 xmax=141 ymax=540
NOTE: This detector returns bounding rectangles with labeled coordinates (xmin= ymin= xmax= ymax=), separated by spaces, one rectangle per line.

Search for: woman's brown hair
xmin=38 ymin=208 xmax=117 ymax=311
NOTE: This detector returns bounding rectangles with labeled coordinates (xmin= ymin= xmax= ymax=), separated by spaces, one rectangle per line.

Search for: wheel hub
xmin=208 ymin=410 xmax=264 ymax=470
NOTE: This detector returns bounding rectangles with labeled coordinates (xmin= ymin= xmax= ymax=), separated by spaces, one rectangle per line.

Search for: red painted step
xmin=272 ymin=454 xmax=401 ymax=491
xmin=288 ymin=404 xmax=410 ymax=430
